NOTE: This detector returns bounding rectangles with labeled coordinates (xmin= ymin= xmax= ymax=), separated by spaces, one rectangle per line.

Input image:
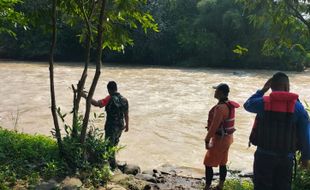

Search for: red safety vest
xmin=251 ymin=91 xmax=298 ymax=153
xmin=207 ymin=100 xmax=240 ymax=136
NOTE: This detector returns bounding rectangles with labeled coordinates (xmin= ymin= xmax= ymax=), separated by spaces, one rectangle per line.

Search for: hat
xmin=212 ymin=83 xmax=230 ymax=94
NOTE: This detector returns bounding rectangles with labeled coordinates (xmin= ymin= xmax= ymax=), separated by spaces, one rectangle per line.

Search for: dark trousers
xmin=254 ymin=149 xmax=293 ymax=190
xmin=105 ymin=126 xmax=123 ymax=170
xmin=205 ymin=165 xmax=227 ymax=186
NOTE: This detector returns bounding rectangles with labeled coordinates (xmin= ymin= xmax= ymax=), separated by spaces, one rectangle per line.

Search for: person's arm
xmin=124 ymin=98 xmax=129 ymax=132
xmin=204 ymin=105 xmax=225 ymax=147
xmin=243 ymin=90 xmax=264 ymax=113
xmin=295 ymin=101 xmax=310 ymax=168
xmin=81 ymin=92 xmax=110 ymax=108
xmin=124 ymin=112 xmax=129 ymax=132
xmin=243 ymin=78 xmax=272 ymax=114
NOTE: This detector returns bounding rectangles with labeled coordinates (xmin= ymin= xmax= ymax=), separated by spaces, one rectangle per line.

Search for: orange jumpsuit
xmin=204 ymin=104 xmax=233 ymax=167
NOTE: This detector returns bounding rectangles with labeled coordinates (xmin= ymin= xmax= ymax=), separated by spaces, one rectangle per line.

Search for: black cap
xmin=212 ymin=83 xmax=230 ymax=94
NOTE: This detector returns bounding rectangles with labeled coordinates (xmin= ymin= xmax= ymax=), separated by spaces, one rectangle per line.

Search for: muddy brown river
xmin=1 ymin=61 xmax=309 ymax=176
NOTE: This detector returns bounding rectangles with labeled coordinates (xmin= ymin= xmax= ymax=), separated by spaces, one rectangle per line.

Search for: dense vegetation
xmin=0 ymin=126 xmax=116 ymax=189
xmin=0 ymin=128 xmax=59 ymax=189
xmin=0 ymin=0 xmax=309 ymax=70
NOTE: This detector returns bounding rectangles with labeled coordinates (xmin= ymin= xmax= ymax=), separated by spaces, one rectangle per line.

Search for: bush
xmin=59 ymin=113 xmax=118 ymax=186
xmin=0 ymin=127 xmax=60 ymax=175
xmin=292 ymin=164 xmax=310 ymax=190
xmin=224 ymin=179 xmax=254 ymax=190
xmin=0 ymin=122 xmax=117 ymax=188
xmin=292 ymin=102 xmax=310 ymax=190
xmin=0 ymin=127 xmax=62 ymax=188
xmin=60 ymin=112 xmax=118 ymax=170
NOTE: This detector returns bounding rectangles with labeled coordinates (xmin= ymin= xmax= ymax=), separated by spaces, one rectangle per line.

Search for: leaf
xmin=233 ymin=44 xmax=248 ymax=56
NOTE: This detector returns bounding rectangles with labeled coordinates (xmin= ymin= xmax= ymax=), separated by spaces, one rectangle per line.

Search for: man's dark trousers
xmin=105 ymin=126 xmax=123 ymax=170
xmin=254 ymin=149 xmax=293 ymax=190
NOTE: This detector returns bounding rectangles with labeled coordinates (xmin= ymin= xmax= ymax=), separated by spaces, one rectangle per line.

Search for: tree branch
xmin=285 ymin=0 xmax=310 ymax=31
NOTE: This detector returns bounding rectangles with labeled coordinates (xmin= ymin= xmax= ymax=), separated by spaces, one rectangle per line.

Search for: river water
xmin=1 ymin=61 xmax=310 ymax=176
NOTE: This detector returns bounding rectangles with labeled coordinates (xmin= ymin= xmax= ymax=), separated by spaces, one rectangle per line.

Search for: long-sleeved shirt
xmin=244 ymin=90 xmax=310 ymax=160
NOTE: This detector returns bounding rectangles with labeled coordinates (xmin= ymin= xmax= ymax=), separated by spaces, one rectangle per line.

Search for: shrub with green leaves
xmin=0 ymin=127 xmax=60 ymax=174
xmin=0 ymin=121 xmax=118 ymax=188
xmin=224 ymin=179 xmax=253 ymax=190
xmin=293 ymin=165 xmax=310 ymax=190
xmin=59 ymin=111 xmax=119 ymax=170
xmin=89 ymin=165 xmax=112 ymax=187
xmin=292 ymin=102 xmax=310 ymax=190
xmin=57 ymin=111 xmax=119 ymax=186
xmin=0 ymin=127 xmax=62 ymax=188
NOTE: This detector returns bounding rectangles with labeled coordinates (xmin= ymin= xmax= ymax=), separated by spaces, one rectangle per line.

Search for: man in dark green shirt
xmin=82 ymin=81 xmax=129 ymax=169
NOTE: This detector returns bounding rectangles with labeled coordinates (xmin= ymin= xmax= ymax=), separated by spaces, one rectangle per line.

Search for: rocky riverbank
xmin=34 ymin=162 xmax=253 ymax=190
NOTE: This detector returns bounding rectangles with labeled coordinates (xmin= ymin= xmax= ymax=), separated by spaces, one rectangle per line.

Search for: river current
xmin=1 ymin=61 xmax=310 ymax=176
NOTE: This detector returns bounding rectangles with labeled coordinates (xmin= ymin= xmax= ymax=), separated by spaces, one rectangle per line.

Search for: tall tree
xmin=49 ymin=0 xmax=158 ymax=149
xmin=80 ymin=0 xmax=106 ymax=144
xmin=238 ymin=0 xmax=310 ymax=32
xmin=49 ymin=0 xmax=63 ymax=155
xmin=61 ymin=0 xmax=97 ymax=138
xmin=79 ymin=0 xmax=158 ymax=143
xmin=237 ymin=0 xmax=310 ymax=70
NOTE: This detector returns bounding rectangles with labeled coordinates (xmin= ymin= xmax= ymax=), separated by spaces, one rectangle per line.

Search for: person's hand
xmin=80 ymin=90 xmax=88 ymax=98
xmin=205 ymin=139 xmax=213 ymax=149
xmin=124 ymin=124 xmax=129 ymax=132
xmin=261 ymin=78 xmax=272 ymax=93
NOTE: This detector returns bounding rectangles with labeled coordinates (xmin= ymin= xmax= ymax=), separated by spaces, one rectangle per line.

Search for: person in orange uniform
xmin=204 ymin=83 xmax=240 ymax=190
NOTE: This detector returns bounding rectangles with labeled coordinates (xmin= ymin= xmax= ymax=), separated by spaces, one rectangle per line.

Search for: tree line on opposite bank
xmin=1 ymin=0 xmax=310 ymax=71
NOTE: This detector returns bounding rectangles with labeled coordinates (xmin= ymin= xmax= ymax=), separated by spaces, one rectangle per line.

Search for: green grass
xmin=0 ymin=128 xmax=59 ymax=162
xmin=224 ymin=179 xmax=253 ymax=190
xmin=0 ymin=127 xmax=62 ymax=188
xmin=0 ymin=126 xmax=115 ymax=189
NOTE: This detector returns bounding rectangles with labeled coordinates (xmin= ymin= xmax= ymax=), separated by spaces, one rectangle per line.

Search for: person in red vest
xmin=204 ymin=83 xmax=240 ymax=190
xmin=81 ymin=81 xmax=129 ymax=170
xmin=244 ymin=72 xmax=310 ymax=190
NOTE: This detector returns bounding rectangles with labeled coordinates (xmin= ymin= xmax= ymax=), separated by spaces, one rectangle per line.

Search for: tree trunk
xmin=49 ymin=0 xmax=63 ymax=154
xmin=72 ymin=1 xmax=95 ymax=138
xmin=80 ymin=0 xmax=107 ymax=144
xmin=72 ymin=29 xmax=91 ymax=138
